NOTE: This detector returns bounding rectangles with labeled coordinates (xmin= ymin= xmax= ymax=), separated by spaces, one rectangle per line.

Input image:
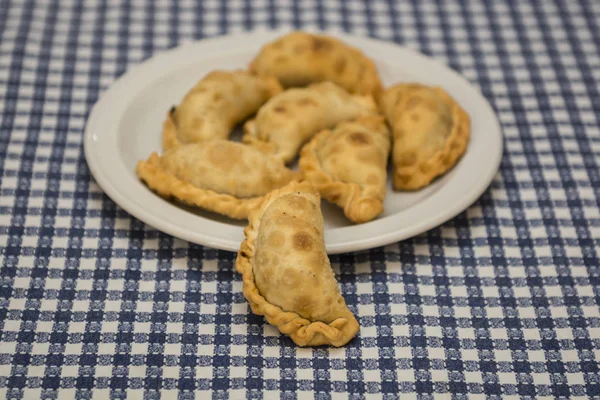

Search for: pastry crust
xmin=163 ymin=70 xmax=282 ymax=150
xmin=379 ymin=83 xmax=471 ymax=190
xmin=136 ymin=141 xmax=299 ymax=219
xmin=161 ymin=107 xmax=180 ymax=150
xmin=249 ymin=31 xmax=382 ymax=96
xmin=243 ymin=82 xmax=377 ymax=164
xmin=299 ymin=116 xmax=390 ymax=224
xmin=236 ymin=181 xmax=360 ymax=347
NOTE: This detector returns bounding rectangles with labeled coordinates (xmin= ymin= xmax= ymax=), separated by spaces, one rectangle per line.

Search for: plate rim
xmin=84 ymin=29 xmax=503 ymax=254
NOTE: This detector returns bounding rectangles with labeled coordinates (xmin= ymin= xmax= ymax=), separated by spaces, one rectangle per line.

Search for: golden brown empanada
xmin=236 ymin=181 xmax=360 ymax=347
xmin=243 ymin=82 xmax=377 ymax=164
xmin=163 ymin=70 xmax=282 ymax=150
xmin=249 ymin=31 xmax=382 ymax=96
xmin=136 ymin=141 xmax=299 ymax=219
xmin=299 ymin=116 xmax=390 ymax=224
xmin=379 ymin=83 xmax=470 ymax=190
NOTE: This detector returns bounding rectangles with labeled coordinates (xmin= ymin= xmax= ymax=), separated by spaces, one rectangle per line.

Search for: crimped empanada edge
xmin=392 ymin=87 xmax=471 ymax=191
xmin=299 ymin=130 xmax=384 ymax=224
xmin=235 ymin=181 xmax=360 ymax=347
xmin=136 ymin=153 xmax=265 ymax=220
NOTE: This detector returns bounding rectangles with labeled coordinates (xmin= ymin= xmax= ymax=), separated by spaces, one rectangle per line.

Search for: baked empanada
xmin=299 ymin=116 xmax=390 ymax=224
xmin=243 ymin=82 xmax=377 ymax=164
xmin=249 ymin=31 xmax=382 ymax=96
xmin=163 ymin=70 xmax=282 ymax=150
xmin=236 ymin=181 xmax=360 ymax=347
xmin=379 ymin=83 xmax=470 ymax=190
xmin=136 ymin=141 xmax=299 ymax=219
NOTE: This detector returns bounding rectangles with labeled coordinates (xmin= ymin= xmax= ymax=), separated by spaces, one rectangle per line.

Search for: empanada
xmin=163 ymin=70 xmax=282 ymax=150
xmin=379 ymin=83 xmax=470 ymax=190
xmin=243 ymin=82 xmax=377 ymax=164
xmin=236 ymin=181 xmax=360 ymax=347
xmin=249 ymin=31 xmax=382 ymax=96
xmin=136 ymin=141 xmax=299 ymax=219
xmin=299 ymin=116 xmax=390 ymax=224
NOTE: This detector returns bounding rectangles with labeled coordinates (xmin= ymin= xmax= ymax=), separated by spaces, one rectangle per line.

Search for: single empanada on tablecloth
xmin=136 ymin=141 xmax=299 ymax=219
xmin=243 ymin=81 xmax=377 ymax=164
xmin=162 ymin=70 xmax=282 ymax=150
xmin=299 ymin=115 xmax=391 ymax=224
xmin=236 ymin=181 xmax=360 ymax=347
xmin=378 ymin=83 xmax=471 ymax=190
xmin=249 ymin=31 xmax=382 ymax=96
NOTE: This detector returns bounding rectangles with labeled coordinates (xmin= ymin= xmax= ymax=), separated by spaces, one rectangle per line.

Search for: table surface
xmin=1 ymin=0 xmax=600 ymax=399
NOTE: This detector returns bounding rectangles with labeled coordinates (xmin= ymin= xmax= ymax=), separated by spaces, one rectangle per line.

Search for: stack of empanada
xmin=135 ymin=31 xmax=471 ymax=347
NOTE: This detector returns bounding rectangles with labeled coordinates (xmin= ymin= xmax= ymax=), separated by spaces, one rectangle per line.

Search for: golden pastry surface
xmin=136 ymin=141 xmax=299 ymax=219
xmin=163 ymin=70 xmax=282 ymax=150
xmin=243 ymin=82 xmax=377 ymax=164
xmin=379 ymin=83 xmax=471 ymax=190
xmin=236 ymin=181 xmax=360 ymax=347
xmin=249 ymin=31 xmax=382 ymax=96
xmin=299 ymin=116 xmax=391 ymax=224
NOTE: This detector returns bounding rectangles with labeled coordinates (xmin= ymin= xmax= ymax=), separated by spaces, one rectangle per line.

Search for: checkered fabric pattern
xmin=1 ymin=0 xmax=600 ymax=398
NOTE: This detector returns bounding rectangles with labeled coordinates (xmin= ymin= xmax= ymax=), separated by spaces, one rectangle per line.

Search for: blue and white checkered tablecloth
xmin=1 ymin=0 xmax=600 ymax=398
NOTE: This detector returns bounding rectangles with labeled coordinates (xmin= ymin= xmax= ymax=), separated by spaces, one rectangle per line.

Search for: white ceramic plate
xmin=84 ymin=29 xmax=503 ymax=254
